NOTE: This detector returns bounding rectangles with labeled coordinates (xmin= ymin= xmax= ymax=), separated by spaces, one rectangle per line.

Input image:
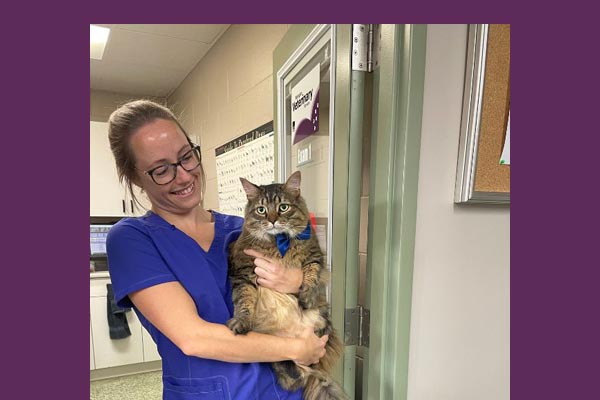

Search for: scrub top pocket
xmin=163 ymin=375 xmax=231 ymax=400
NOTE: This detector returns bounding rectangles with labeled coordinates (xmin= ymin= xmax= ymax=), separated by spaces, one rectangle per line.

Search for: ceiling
xmin=90 ymin=24 xmax=230 ymax=98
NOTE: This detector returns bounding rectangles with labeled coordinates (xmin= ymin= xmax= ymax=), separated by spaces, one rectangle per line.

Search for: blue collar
xmin=275 ymin=222 xmax=312 ymax=257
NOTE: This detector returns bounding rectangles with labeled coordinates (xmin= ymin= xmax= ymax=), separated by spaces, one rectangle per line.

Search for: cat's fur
xmin=227 ymin=171 xmax=345 ymax=400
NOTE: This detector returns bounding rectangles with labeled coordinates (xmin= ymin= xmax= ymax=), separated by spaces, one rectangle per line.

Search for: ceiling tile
xmin=103 ymin=28 xmax=210 ymax=71
xmin=114 ymin=24 xmax=229 ymax=44
xmin=90 ymin=24 xmax=230 ymax=97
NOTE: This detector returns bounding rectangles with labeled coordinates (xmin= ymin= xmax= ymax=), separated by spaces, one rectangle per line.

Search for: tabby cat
xmin=227 ymin=171 xmax=345 ymax=400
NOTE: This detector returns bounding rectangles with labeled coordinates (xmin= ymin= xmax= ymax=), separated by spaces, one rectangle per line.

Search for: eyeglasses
xmin=142 ymin=145 xmax=202 ymax=185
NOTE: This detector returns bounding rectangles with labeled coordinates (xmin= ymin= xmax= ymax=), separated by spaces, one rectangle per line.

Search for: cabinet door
xmin=90 ymin=296 xmax=144 ymax=369
xmin=90 ymin=320 xmax=95 ymax=370
xmin=142 ymin=328 xmax=161 ymax=362
xmin=90 ymin=121 xmax=128 ymax=217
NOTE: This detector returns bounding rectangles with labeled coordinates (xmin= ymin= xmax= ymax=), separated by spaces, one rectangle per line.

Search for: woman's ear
xmin=131 ymin=176 xmax=143 ymax=189
xmin=130 ymin=170 xmax=145 ymax=190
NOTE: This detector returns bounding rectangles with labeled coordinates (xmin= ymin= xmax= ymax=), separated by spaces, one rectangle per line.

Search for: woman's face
xmin=130 ymin=118 xmax=202 ymax=216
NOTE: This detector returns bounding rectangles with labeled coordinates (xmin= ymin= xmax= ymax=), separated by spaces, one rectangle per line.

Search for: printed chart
xmin=215 ymin=122 xmax=275 ymax=217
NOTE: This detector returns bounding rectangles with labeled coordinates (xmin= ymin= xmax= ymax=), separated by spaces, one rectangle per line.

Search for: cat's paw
xmin=315 ymin=321 xmax=334 ymax=338
xmin=226 ymin=316 xmax=252 ymax=335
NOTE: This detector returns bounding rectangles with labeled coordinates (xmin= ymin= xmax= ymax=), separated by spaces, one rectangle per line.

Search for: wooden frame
xmin=455 ymin=24 xmax=510 ymax=204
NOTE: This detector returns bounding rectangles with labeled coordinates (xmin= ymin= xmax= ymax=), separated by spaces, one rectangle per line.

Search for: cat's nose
xmin=267 ymin=212 xmax=278 ymax=224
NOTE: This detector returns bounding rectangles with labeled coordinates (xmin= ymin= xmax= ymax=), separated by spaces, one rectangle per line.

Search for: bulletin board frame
xmin=454 ymin=24 xmax=510 ymax=204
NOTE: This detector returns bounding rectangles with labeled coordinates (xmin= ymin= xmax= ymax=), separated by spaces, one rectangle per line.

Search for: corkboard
xmin=473 ymin=24 xmax=510 ymax=193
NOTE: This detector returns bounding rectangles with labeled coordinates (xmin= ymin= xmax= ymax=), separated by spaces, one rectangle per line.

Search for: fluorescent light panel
xmin=90 ymin=25 xmax=110 ymax=60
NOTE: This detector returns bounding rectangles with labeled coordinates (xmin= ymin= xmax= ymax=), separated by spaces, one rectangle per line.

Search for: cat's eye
xmin=256 ymin=206 xmax=267 ymax=215
xmin=278 ymin=204 xmax=290 ymax=213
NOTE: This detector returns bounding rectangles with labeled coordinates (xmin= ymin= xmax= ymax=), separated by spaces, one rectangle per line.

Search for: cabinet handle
xmin=122 ymin=200 xmax=126 ymax=213
xmin=130 ymin=200 xmax=134 ymax=214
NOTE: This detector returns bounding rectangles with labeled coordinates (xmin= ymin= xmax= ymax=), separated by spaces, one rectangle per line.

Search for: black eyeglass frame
xmin=141 ymin=145 xmax=202 ymax=185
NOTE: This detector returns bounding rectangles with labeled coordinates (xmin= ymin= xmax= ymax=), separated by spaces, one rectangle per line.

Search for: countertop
xmin=90 ymin=271 xmax=110 ymax=279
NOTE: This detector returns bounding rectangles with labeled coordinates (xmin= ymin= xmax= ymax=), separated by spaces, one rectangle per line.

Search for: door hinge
xmin=352 ymin=24 xmax=380 ymax=72
xmin=344 ymin=305 xmax=370 ymax=347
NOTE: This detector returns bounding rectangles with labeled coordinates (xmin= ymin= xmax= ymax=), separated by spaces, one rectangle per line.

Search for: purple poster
xmin=291 ymin=63 xmax=320 ymax=145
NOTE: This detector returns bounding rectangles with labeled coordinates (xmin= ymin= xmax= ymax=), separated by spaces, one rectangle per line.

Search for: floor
xmin=90 ymin=371 xmax=162 ymax=399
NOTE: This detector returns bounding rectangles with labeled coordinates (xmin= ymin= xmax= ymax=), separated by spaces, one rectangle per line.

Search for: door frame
xmin=273 ymin=24 xmax=352 ymax=388
xmin=362 ymin=24 xmax=427 ymax=400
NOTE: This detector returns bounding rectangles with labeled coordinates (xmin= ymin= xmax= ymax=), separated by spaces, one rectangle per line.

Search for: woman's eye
xmin=256 ymin=206 xmax=267 ymax=215
xmin=278 ymin=204 xmax=290 ymax=212
xmin=153 ymin=166 xmax=169 ymax=176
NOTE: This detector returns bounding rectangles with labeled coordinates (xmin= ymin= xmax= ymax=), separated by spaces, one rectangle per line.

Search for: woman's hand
xmin=243 ymin=249 xmax=303 ymax=294
xmin=294 ymin=326 xmax=328 ymax=366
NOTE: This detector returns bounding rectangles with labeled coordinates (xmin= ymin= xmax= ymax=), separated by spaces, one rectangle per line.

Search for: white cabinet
xmin=89 ymin=277 xmax=161 ymax=370
xmin=90 ymin=121 xmax=127 ymax=217
xmin=90 ymin=121 xmax=151 ymax=217
xmin=128 ymin=184 xmax=152 ymax=216
xmin=142 ymin=327 xmax=161 ymax=362
xmin=90 ymin=296 xmax=144 ymax=369
xmin=90 ymin=321 xmax=95 ymax=370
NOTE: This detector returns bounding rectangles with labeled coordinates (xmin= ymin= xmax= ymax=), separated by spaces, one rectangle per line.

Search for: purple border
xmin=8 ymin=15 xmax=590 ymax=399
xmin=510 ymin=20 xmax=599 ymax=399
xmin=5 ymin=19 xmax=90 ymax=397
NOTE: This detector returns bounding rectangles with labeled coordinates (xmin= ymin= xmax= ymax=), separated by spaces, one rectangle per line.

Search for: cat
xmin=227 ymin=171 xmax=346 ymax=400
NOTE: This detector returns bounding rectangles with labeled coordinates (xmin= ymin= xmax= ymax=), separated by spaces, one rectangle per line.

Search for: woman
xmin=106 ymin=100 xmax=328 ymax=399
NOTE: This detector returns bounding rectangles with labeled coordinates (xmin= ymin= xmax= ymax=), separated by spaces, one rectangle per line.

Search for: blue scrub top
xmin=107 ymin=210 xmax=303 ymax=400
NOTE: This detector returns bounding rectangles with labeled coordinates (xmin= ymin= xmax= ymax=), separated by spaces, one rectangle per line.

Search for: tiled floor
xmin=90 ymin=371 xmax=162 ymax=399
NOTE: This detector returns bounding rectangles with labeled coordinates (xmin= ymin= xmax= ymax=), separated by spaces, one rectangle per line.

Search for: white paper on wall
xmin=215 ymin=122 xmax=274 ymax=217
xmin=500 ymin=111 xmax=510 ymax=165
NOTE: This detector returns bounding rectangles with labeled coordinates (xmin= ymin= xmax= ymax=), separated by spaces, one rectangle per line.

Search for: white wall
xmin=167 ymin=24 xmax=290 ymax=211
xmin=407 ymin=25 xmax=510 ymax=400
xmin=90 ymin=89 xmax=165 ymax=122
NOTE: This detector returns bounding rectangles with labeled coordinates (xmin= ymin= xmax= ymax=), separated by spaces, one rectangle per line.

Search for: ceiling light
xmin=90 ymin=25 xmax=110 ymax=60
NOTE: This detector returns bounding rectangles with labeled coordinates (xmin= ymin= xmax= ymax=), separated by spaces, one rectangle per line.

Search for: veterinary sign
xmin=291 ymin=63 xmax=320 ymax=145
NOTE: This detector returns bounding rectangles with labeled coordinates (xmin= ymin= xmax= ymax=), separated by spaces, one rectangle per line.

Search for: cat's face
xmin=241 ymin=171 xmax=309 ymax=239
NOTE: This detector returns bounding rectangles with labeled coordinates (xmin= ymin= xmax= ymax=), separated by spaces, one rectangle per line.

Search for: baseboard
xmin=90 ymin=360 xmax=162 ymax=381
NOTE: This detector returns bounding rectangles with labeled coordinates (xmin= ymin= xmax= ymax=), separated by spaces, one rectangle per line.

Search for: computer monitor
xmin=90 ymin=224 xmax=113 ymax=256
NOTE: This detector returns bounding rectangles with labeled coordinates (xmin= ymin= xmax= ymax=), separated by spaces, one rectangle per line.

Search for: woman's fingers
xmin=243 ymin=248 xmax=266 ymax=259
xmin=244 ymin=248 xmax=302 ymax=293
xmin=252 ymin=257 xmax=273 ymax=272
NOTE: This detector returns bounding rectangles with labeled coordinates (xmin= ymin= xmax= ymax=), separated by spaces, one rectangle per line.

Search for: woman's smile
xmin=171 ymin=181 xmax=195 ymax=197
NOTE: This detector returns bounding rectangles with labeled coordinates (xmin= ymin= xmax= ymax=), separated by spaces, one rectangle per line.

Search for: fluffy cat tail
xmin=303 ymin=370 xmax=347 ymax=400
xmin=300 ymin=331 xmax=347 ymax=400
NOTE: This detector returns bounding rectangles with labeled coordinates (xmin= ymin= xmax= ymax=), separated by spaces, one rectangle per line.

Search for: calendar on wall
xmin=215 ymin=121 xmax=275 ymax=217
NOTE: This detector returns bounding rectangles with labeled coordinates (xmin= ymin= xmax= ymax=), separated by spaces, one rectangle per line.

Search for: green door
xmin=362 ymin=24 xmax=426 ymax=400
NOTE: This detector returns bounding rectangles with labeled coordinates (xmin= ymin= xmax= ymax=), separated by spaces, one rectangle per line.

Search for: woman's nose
xmin=174 ymin=164 xmax=194 ymax=182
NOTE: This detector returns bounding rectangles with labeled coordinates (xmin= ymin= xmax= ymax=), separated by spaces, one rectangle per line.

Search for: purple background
xmin=4 ymin=8 xmax=596 ymax=399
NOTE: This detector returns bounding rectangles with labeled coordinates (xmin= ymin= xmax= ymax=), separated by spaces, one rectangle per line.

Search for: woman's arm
xmin=129 ymin=281 xmax=327 ymax=365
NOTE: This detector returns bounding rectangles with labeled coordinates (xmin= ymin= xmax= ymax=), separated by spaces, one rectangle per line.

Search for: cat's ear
xmin=240 ymin=177 xmax=261 ymax=200
xmin=284 ymin=170 xmax=301 ymax=198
